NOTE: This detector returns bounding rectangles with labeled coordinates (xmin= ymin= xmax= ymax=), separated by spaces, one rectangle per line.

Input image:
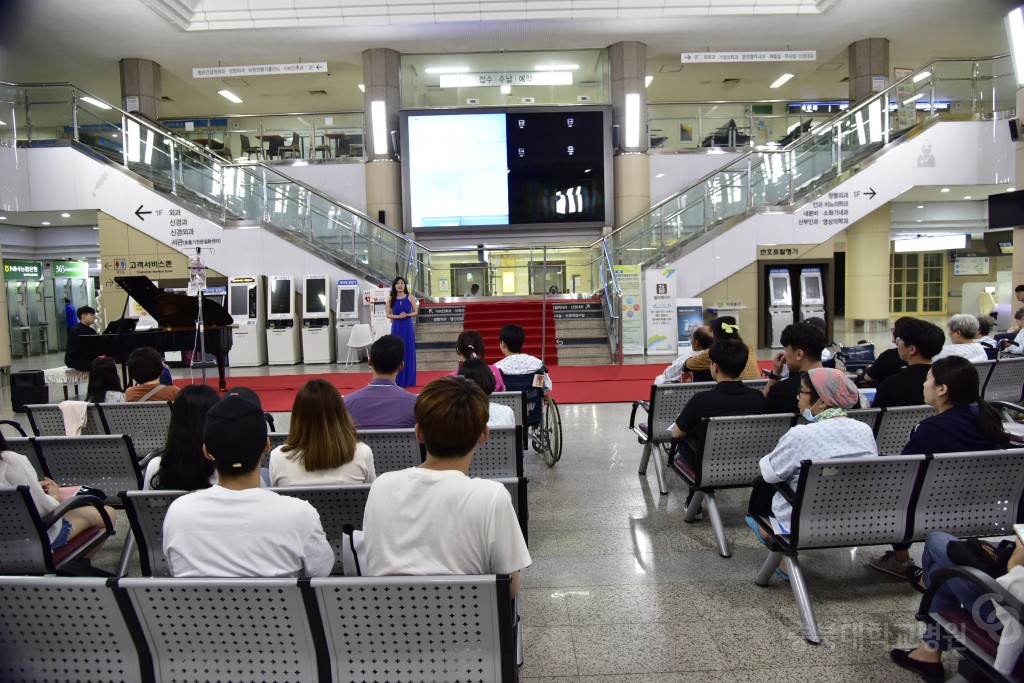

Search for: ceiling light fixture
xmin=1009 ymin=187 xmax=1017 ymax=192
xmin=913 ymin=71 xmax=932 ymax=83
xmin=917 ymin=205 xmax=924 ymax=209
xmin=80 ymin=96 xmax=112 ymax=110
xmin=500 ymin=84 xmax=511 ymax=94
xmin=357 ymin=83 xmax=365 ymax=92
xmin=940 ymin=188 xmax=950 ymax=192
xmin=902 ymin=93 xmax=924 ymax=105
xmin=61 ymin=212 xmax=70 ymax=218
xmin=41 ymin=221 xmax=50 ymax=226
xmin=894 ymin=234 xmax=967 ymax=252
xmin=0 ymin=216 xmax=6 ymax=220
xmin=218 ymin=90 xmax=243 ymax=104
xmin=0 ymin=120 xmax=7 ymax=126
xmin=770 ymin=73 xmax=794 ymax=88
xmin=964 ymin=195 xmax=972 ymax=200
xmin=644 ymin=76 xmax=653 ymax=88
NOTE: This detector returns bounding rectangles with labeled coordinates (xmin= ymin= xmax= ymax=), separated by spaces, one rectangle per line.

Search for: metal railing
xmin=605 ymin=54 xmax=1015 ymax=268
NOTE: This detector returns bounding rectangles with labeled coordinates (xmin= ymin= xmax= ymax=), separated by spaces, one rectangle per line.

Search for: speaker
xmin=378 ymin=210 xmax=386 ymax=224
xmin=10 ymin=370 xmax=47 ymax=413
xmin=1011 ymin=119 xmax=1020 ymax=142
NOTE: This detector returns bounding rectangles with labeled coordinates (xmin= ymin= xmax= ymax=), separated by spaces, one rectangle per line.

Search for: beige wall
xmin=845 ymin=204 xmax=890 ymax=321
xmin=98 ymin=212 xmax=223 ymax=323
xmin=614 ymin=153 xmax=650 ymax=228
xmin=365 ymin=160 xmax=403 ymax=231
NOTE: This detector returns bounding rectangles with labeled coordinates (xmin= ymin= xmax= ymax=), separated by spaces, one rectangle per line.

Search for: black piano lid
xmin=115 ymin=275 xmax=233 ymax=328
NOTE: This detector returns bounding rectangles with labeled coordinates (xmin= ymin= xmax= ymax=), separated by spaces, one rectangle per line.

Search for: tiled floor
xmin=3 ymin=320 xmax=942 ymax=681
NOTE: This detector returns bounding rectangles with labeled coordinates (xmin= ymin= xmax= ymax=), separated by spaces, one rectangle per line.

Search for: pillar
xmin=0 ymin=240 xmax=11 ymax=372
xmin=1015 ymin=88 xmax=1024 ymax=286
xmin=847 ymin=38 xmax=889 ymax=104
xmin=609 ymin=41 xmax=650 ymax=228
xmin=845 ymin=204 xmax=891 ymax=325
xmin=362 ymin=48 xmax=403 ymax=231
xmin=118 ymin=58 xmax=162 ymax=118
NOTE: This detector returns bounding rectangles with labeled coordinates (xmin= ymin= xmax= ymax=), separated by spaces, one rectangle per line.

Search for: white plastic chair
xmin=344 ymin=323 xmax=373 ymax=365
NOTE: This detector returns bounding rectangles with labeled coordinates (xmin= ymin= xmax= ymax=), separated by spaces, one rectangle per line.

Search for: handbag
xmin=947 ymin=538 xmax=1016 ymax=578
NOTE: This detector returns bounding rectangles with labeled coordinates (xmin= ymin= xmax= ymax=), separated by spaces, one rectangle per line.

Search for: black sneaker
xmin=906 ymin=565 xmax=926 ymax=594
xmin=889 ymin=648 xmax=944 ymax=683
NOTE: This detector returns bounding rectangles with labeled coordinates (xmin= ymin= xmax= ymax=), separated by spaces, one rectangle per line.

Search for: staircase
xmin=463 ymin=301 xmax=558 ymax=365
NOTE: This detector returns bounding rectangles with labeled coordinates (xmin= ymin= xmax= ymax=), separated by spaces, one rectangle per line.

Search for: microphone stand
xmin=190 ymin=248 xmax=208 ymax=386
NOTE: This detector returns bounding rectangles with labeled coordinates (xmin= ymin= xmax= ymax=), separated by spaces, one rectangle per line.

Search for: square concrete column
xmin=609 ymin=41 xmax=650 ymax=227
xmin=847 ymin=38 xmax=889 ymax=104
xmin=1015 ymin=88 xmax=1024 ymax=287
xmin=362 ymin=48 xmax=403 ymax=230
xmin=119 ymin=58 xmax=162 ymax=118
xmin=845 ymin=204 xmax=891 ymax=325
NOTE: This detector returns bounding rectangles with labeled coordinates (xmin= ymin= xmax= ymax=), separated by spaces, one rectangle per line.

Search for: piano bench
xmin=44 ymin=366 xmax=90 ymax=400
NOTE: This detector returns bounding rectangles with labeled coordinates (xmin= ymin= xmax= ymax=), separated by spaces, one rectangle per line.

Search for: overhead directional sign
xmin=681 ymin=51 xmax=816 ymax=63
xmin=193 ymin=62 xmax=328 ymax=79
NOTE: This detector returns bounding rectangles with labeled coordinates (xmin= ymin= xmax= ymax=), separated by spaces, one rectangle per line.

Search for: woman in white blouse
xmin=270 ymin=379 xmax=375 ymax=485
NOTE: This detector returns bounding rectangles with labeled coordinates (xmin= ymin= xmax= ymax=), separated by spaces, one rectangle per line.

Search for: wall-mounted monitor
xmin=400 ymin=106 xmax=613 ymax=231
xmin=268 ymin=276 xmax=293 ymax=319
xmin=303 ymin=276 xmax=329 ymax=318
xmin=988 ymin=188 xmax=1024 ymax=229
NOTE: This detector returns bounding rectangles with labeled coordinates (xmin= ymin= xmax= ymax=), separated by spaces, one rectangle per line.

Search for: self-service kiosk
xmin=799 ymin=267 xmax=826 ymax=324
xmin=301 ymin=275 xmax=334 ymax=364
xmin=767 ymin=268 xmax=794 ymax=348
xmin=228 ymin=276 xmax=267 ymax=367
xmin=266 ymin=275 xmax=302 ymax=365
xmin=334 ymin=279 xmax=361 ymax=357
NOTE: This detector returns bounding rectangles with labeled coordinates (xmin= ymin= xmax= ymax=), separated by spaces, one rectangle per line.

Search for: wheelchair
xmin=502 ymin=367 xmax=562 ymax=467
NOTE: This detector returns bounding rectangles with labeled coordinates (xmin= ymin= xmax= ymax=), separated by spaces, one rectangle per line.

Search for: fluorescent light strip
xmin=902 ymin=93 xmax=924 ymax=105
xmin=0 ymin=120 xmax=7 ymax=126
xmin=624 ymin=93 xmax=640 ymax=148
xmin=1008 ymin=8 xmax=1024 ymax=87
xmin=893 ymin=234 xmax=966 ymax=253
xmin=644 ymin=75 xmax=653 ymax=88
xmin=80 ymin=96 xmax=112 ymax=110
xmin=912 ymin=70 xmax=931 ymax=83
xmin=218 ymin=90 xmax=243 ymax=104
xmin=770 ymin=73 xmax=794 ymax=88
xmin=371 ymin=100 xmax=388 ymax=157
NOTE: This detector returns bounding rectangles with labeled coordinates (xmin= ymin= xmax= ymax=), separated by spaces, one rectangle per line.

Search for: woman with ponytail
xmin=450 ymin=329 xmax=505 ymax=392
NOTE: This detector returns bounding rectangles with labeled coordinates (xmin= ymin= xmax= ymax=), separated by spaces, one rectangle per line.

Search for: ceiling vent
xmin=722 ymin=78 xmax=741 ymax=85
xmin=659 ymin=64 xmax=683 ymax=73
xmin=308 ymin=90 xmax=328 ymax=96
xmin=222 ymin=78 xmax=249 ymax=87
xmin=161 ymin=96 xmax=173 ymax=102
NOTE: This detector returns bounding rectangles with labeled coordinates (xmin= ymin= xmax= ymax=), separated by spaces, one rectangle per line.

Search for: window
xmin=890 ymin=252 xmax=945 ymax=314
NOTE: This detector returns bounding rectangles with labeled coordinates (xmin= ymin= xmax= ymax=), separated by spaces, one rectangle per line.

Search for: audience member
xmin=932 ymin=313 xmax=987 ymax=362
xmin=763 ymin=322 xmax=826 ymax=414
xmin=871 ymin=355 xmax=1015 ymax=578
xmin=670 ymin=340 xmax=766 ymax=506
xmin=271 ymin=379 xmax=375 ymax=486
xmin=859 ymin=317 xmax=913 ymax=386
xmin=976 ymin=314 xmax=998 ymax=348
xmin=163 ymin=390 xmax=334 ymax=577
xmin=64 ymin=305 xmax=99 ymax=372
xmin=655 ymin=326 xmax=713 ymax=385
xmin=873 ymin=318 xmax=945 ymax=408
xmin=803 ymin=317 xmax=834 ymax=365
xmin=1001 ymin=308 xmax=1024 ymax=356
xmin=749 ymin=369 xmax=877 ymax=569
xmin=0 ymin=432 xmax=115 ymax=551
xmin=495 ymin=323 xmax=551 ymax=390
xmin=362 ymin=376 xmax=531 ymax=596
xmin=125 ymin=347 xmax=180 ymax=402
xmin=457 ymin=358 xmax=515 ymax=427
xmin=683 ymin=316 xmax=761 ymax=381
xmin=449 ymin=329 xmax=505 ymax=391
xmin=890 ymin=532 xmax=1024 ymax=682
xmin=144 ymin=384 xmax=221 ymax=490
xmin=85 ymin=357 xmax=125 ymax=404
xmin=344 ymin=335 xmax=417 ymax=429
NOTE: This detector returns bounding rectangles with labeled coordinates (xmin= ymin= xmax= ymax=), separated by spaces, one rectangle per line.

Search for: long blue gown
xmin=391 ymin=296 xmax=417 ymax=387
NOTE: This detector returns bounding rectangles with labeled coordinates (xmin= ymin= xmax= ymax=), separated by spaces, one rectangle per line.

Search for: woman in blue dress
xmin=386 ymin=276 xmax=418 ymax=387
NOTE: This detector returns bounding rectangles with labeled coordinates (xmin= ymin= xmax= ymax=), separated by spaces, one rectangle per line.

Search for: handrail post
xmin=261 ymin=166 xmax=269 ymax=224
xmin=168 ymin=141 xmax=177 ymax=195
xmin=70 ymin=89 xmax=79 ymax=143
xmin=835 ymin=122 xmax=842 ymax=176
xmin=541 ymin=245 xmax=548 ymax=365
xmin=788 ymin=149 xmax=795 ymax=205
xmin=220 ymin=165 xmax=227 ymax=224
xmin=746 ymin=155 xmax=754 ymax=211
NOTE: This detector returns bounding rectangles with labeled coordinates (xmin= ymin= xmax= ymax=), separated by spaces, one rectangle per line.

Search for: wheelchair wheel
xmin=539 ymin=396 xmax=562 ymax=467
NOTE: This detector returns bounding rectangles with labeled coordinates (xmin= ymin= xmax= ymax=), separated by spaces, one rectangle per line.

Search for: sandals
xmin=745 ymin=516 xmax=768 ymax=547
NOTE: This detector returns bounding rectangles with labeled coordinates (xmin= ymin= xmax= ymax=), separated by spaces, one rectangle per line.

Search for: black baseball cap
xmin=204 ymin=387 xmax=267 ymax=472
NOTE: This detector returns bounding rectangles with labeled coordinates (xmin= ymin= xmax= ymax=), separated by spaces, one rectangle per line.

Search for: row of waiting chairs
xmin=25 ymin=401 xmax=172 ymax=458
xmin=748 ymin=448 xmax=1024 ymax=644
xmin=121 ymin=479 xmax=528 ymax=577
xmin=972 ymin=356 xmax=1024 ymax=404
xmin=0 ymin=574 xmax=517 ymax=683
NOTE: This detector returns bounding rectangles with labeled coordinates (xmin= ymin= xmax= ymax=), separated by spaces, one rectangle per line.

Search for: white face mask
xmin=802 ymin=407 xmax=818 ymax=422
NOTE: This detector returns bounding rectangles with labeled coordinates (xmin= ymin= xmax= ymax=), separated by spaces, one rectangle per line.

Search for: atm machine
xmin=334 ymin=279 xmax=361 ymax=357
xmin=799 ymin=267 xmax=826 ymax=324
xmin=228 ymin=275 xmax=267 ymax=367
xmin=767 ymin=267 xmax=794 ymax=349
xmin=266 ymin=275 xmax=302 ymax=365
xmin=301 ymin=275 xmax=334 ymax=364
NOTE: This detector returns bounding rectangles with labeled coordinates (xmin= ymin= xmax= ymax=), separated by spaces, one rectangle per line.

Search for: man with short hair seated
xmin=873 ymin=318 xmax=945 ymax=408
xmin=162 ymin=389 xmax=335 ymax=577
xmin=762 ymin=322 xmax=826 ymax=414
xmin=362 ymin=376 xmax=531 ymax=596
xmin=125 ymin=347 xmax=180 ymax=402
xmin=64 ymin=305 xmax=99 ymax=372
xmin=670 ymin=339 xmax=766 ymax=508
xmin=933 ymin=313 xmax=988 ymax=362
xmin=655 ymin=326 xmax=713 ymax=385
xmin=344 ymin=334 xmax=417 ymax=429
xmin=495 ymin=323 xmax=551 ymax=391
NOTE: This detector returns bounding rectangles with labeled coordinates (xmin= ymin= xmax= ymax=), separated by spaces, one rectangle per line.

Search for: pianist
xmin=125 ymin=347 xmax=181 ymax=402
xmin=64 ymin=306 xmax=99 ymax=372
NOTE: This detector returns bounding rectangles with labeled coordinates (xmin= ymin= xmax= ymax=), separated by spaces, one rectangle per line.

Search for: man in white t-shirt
xmin=163 ymin=388 xmax=335 ymax=578
xmin=362 ymin=376 xmax=531 ymax=596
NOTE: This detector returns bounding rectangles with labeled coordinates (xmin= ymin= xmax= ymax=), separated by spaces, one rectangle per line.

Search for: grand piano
xmin=81 ymin=276 xmax=234 ymax=391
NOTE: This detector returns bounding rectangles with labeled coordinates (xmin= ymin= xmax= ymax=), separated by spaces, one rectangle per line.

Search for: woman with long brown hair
xmin=269 ymin=379 xmax=375 ymax=485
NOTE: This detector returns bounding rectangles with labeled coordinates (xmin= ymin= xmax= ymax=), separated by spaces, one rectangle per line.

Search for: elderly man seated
xmin=932 ymin=313 xmax=988 ymax=363
xmin=655 ymin=326 xmax=713 ymax=385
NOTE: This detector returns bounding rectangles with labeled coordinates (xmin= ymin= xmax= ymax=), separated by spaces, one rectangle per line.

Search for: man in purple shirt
xmin=344 ymin=334 xmax=417 ymax=429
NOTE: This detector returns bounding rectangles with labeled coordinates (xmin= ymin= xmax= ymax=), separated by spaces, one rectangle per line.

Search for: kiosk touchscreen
xmin=228 ymin=276 xmax=267 ymax=366
xmin=334 ymin=279 xmax=361 ymax=359
xmin=799 ymin=267 xmax=826 ymax=325
xmin=266 ymin=275 xmax=302 ymax=365
xmin=301 ymin=275 xmax=334 ymax=364
xmin=767 ymin=268 xmax=794 ymax=348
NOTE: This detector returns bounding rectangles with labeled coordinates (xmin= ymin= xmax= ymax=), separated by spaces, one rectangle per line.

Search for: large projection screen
xmin=400 ymin=106 xmax=613 ymax=230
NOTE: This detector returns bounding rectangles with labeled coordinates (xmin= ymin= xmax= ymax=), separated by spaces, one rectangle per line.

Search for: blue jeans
xmin=920 ymin=531 xmax=996 ymax=651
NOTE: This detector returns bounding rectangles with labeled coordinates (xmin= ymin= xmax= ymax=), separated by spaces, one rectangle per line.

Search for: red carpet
xmin=176 ymin=361 xmax=774 ymax=412
xmin=461 ymin=300 xmax=559 ymax=364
